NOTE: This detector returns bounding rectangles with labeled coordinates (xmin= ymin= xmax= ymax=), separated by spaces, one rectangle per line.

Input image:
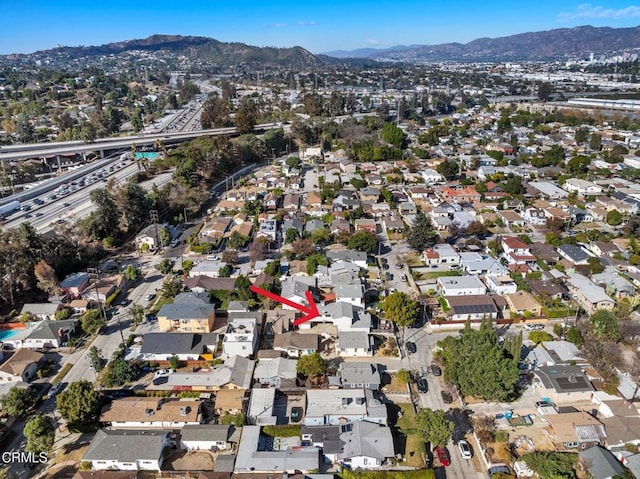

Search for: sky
xmin=2 ymin=0 xmax=640 ymax=55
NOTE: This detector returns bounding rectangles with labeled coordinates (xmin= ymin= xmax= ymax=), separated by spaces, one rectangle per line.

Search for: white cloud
xmin=272 ymin=23 xmax=287 ymax=28
xmin=558 ymin=3 xmax=640 ymax=20
xmin=365 ymin=39 xmax=379 ymax=46
xmin=298 ymin=20 xmax=317 ymax=26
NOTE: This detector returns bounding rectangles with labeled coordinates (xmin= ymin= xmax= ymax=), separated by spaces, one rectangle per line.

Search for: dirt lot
xmin=164 ymin=450 xmax=214 ymax=471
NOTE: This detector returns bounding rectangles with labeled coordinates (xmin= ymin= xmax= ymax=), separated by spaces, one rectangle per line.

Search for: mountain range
xmin=325 ymin=25 xmax=640 ymax=61
xmin=3 ymin=25 xmax=640 ymax=69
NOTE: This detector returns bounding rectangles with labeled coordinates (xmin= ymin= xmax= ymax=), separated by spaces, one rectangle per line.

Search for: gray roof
xmin=339 ymin=421 xmax=394 ymax=461
xmin=339 ymin=362 xmax=381 ymax=386
xmin=321 ymin=301 xmax=355 ymax=320
xmin=166 ymin=355 xmax=254 ymax=389
xmin=60 ymin=272 xmax=89 ymax=288
xmin=213 ymin=454 xmax=237 ymax=472
xmin=566 ymin=273 xmax=615 ymax=305
xmin=301 ymin=425 xmax=343 ymax=454
xmin=337 ymin=331 xmax=370 ymax=350
xmin=19 ymin=303 xmax=59 ymax=316
xmin=305 ymin=219 xmax=325 ymax=232
xmin=157 ymin=292 xmax=215 ymax=320
xmin=326 ymin=250 xmax=367 ymax=263
xmin=254 ymin=357 xmax=298 ymax=381
xmin=558 ymin=244 xmax=591 ymax=263
xmin=181 ymin=424 xmax=231 ymax=443
xmin=27 ymin=319 xmax=77 ymax=340
xmin=83 ymin=429 xmax=169 ymax=462
xmin=535 ymin=365 xmax=594 ymax=394
xmin=335 ymin=283 xmax=363 ymax=300
xmin=579 ymin=446 xmax=625 ymax=479
xmin=140 ymin=332 xmax=218 ymax=355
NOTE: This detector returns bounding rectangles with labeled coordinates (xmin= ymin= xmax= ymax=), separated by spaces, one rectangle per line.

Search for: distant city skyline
xmin=2 ymin=0 xmax=640 ymax=55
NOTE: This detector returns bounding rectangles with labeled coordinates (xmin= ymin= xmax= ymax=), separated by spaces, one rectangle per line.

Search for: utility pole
xmin=150 ymin=210 xmax=162 ymax=249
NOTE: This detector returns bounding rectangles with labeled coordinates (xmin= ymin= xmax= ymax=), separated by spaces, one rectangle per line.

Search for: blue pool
xmin=0 ymin=329 xmax=20 ymax=341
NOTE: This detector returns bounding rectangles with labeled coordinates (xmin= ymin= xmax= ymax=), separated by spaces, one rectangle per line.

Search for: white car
xmin=457 ymin=440 xmax=472 ymax=459
xmin=524 ymin=323 xmax=544 ymax=331
xmin=154 ymin=369 xmax=172 ymax=378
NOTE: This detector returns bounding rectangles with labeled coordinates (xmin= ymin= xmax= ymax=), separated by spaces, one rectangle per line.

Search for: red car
xmin=434 ymin=446 xmax=450 ymax=467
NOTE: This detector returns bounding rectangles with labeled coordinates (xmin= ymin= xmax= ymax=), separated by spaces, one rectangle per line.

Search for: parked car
xmin=441 ymin=390 xmax=453 ymax=404
xmin=152 ymin=375 xmax=169 ymax=386
xmin=290 ymin=406 xmax=303 ymax=422
xmin=433 ymin=446 xmax=450 ymax=467
xmin=154 ymin=369 xmax=172 ymax=378
xmin=400 ymin=274 xmax=408 ymax=282
xmin=47 ymin=382 xmax=67 ymax=399
xmin=145 ymin=293 xmax=156 ymax=301
xmin=524 ymin=323 xmax=544 ymax=331
xmin=457 ymin=440 xmax=472 ymax=459
xmin=406 ymin=341 xmax=417 ymax=354
xmin=430 ymin=364 xmax=442 ymax=376
xmin=417 ymin=378 xmax=428 ymax=393
xmin=396 ymin=263 xmax=403 ymax=269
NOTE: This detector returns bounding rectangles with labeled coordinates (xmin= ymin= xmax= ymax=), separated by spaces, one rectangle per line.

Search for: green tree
xmin=228 ymin=231 xmax=250 ymax=250
xmin=438 ymin=320 xmax=520 ymax=402
xmin=306 ymin=253 xmax=329 ymax=275
xmin=100 ymin=357 xmax=140 ymax=387
xmin=155 ymin=258 xmax=175 ymax=276
xmin=347 ymin=231 xmax=378 ymax=254
xmin=380 ymin=122 xmax=407 ymax=149
xmin=521 ymin=451 xmax=578 ymax=479
xmin=436 ymin=159 xmax=459 ymax=180
xmin=87 ymin=346 xmax=104 ymax=372
xmin=219 ymin=264 xmax=232 ymax=277
xmin=575 ymin=127 xmax=589 ymax=144
xmin=235 ymin=97 xmax=258 ymax=134
xmin=296 ymin=352 xmax=327 ymax=378
xmin=56 ymin=380 xmax=100 ymax=425
xmin=406 ymin=212 xmax=437 ymax=251
xmin=607 ymin=210 xmax=623 ymax=226
xmin=528 ymin=331 xmax=553 ymax=344
xmin=397 ymin=369 xmax=411 ymax=385
xmin=129 ymin=303 xmax=145 ymax=325
xmin=590 ymin=133 xmax=602 ymax=151
xmin=537 ymin=82 xmax=553 ymax=101
xmin=285 ymin=228 xmax=300 ymax=244
xmin=590 ymin=309 xmax=621 ymax=342
xmin=81 ymin=309 xmax=105 ymax=335
xmin=415 ymin=408 xmax=454 ymax=447
xmin=566 ymin=327 xmax=583 ymax=348
xmin=124 ymin=264 xmax=142 ymax=282
xmin=503 ymin=175 xmax=525 ymax=195
xmin=182 ymin=259 xmax=194 ymax=276
xmin=382 ymin=292 xmax=420 ymax=342
xmin=161 ymin=278 xmax=183 ymax=299
xmin=24 ymin=414 xmax=54 ymax=455
xmin=169 ymin=355 xmax=180 ymax=371
xmin=285 ymin=156 xmax=302 ymax=170
xmin=55 ymin=308 xmax=71 ymax=321
xmin=1 ymin=386 xmax=37 ymax=419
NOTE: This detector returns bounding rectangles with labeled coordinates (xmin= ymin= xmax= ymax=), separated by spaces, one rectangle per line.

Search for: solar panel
xmin=452 ymin=304 xmax=496 ymax=315
xmin=555 ymin=376 xmax=590 ymax=391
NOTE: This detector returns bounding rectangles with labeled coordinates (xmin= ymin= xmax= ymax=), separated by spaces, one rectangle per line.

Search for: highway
xmin=2 ymin=160 xmax=174 ymax=234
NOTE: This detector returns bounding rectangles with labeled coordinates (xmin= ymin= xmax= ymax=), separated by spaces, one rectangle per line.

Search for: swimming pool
xmin=0 ymin=329 xmax=20 ymax=341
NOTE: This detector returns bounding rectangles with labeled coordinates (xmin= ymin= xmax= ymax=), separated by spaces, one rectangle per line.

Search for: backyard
xmin=393 ymin=402 xmax=425 ymax=468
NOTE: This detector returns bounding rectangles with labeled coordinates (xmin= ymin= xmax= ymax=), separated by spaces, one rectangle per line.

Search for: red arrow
xmin=250 ymin=285 xmax=320 ymax=325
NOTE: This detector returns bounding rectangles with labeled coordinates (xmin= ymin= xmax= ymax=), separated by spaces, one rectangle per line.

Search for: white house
xmin=563 ymin=178 xmax=603 ymax=196
xmin=189 ymin=261 xmax=227 ymax=279
xmin=338 ymin=421 xmax=395 ymax=469
xmin=304 ymin=389 xmax=388 ymax=426
xmin=99 ymin=397 xmax=202 ymax=429
xmin=421 ymin=244 xmax=460 ymax=267
xmin=437 ymin=275 xmax=486 ymax=296
xmin=83 ymin=429 xmax=169 ymax=471
xmin=336 ymin=331 xmax=373 ymax=357
xmin=256 ymin=219 xmax=278 ymax=242
xmin=180 ymin=424 xmax=233 ymax=451
xmin=502 ymin=237 xmax=536 ymax=265
xmin=334 ymin=283 xmax=365 ymax=308
xmin=421 ymin=168 xmax=445 ymax=185
xmin=222 ymin=317 xmax=258 ymax=358
xmin=0 ymin=349 xmax=42 ymax=383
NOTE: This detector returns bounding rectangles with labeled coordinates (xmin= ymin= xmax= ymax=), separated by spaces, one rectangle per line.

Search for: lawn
xmin=394 ymin=404 xmax=425 ymax=468
xmin=423 ymin=270 xmax=461 ymax=279
xmin=438 ymin=296 xmax=450 ymax=312
xmin=405 ymin=252 xmax=424 ymax=268
xmin=396 ymin=403 xmax=417 ymax=433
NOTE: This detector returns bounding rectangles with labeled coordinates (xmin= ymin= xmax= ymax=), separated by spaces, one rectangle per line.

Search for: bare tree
xmin=34 ymin=260 xmax=59 ymax=300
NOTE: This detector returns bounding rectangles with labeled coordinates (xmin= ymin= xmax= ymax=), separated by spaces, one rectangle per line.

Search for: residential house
xmin=440 ymin=186 xmax=481 ymax=204
xmin=280 ymin=279 xmax=314 ymax=312
xmin=330 ymin=219 xmax=352 ymax=235
xmin=338 ymin=362 xmax=381 ymax=390
xmin=19 ymin=303 xmax=60 ymax=321
xmin=336 ymin=331 xmax=373 ymax=357
xmin=184 ymin=277 xmax=236 ymax=294
xmin=579 ymin=446 xmax=626 ymax=479
xmin=527 ymin=278 xmax=565 ymax=301
xmin=82 ymin=429 xmax=169 ymax=471
xmin=140 ymin=333 xmax=218 ymax=361
xmin=545 ymin=413 xmax=606 ymax=451
xmin=382 ymin=216 xmax=405 ymax=233
xmin=0 ymin=349 xmax=42 ymax=383
xmin=257 ymin=219 xmax=278 ymax=242
xmin=445 ymin=295 xmax=500 ymax=321
xmin=502 ymin=237 xmax=536 ymax=266
xmin=484 ymin=275 xmax=518 ymax=295
xmin=247 ymin=388 xmax=277 ymax=425
xmin=23 ymin=319 xmax=77 ymax=349
xmin=335 ymin=283 xmax=364 ymax=308
xmin=189 ymin=261 xmax=227 ymax=279
xmin=498 ymin=210 xmax=525 ymax=228
xmin=305 ymin=219 xmax=325 ymax=234
xmin=422 ymin=169 xmax=444 ymax=184
xmin=339 ymin=421 xmax=395 ymax=469
xmin=180 ymin=425 xmax=234 ymax=451
xmin=304 ymin=389 xmax=388 ymax=426
xmin=157 ymin=292 xmax=216 ymax=333
xmin=273 ymin=332 xmax=318 ymax=358
xmin=253 ymin=357 xmax=297 ymax=387
xmin=135 ymin=223 xmax=166 ymax=250
xmin=326 ymin=251 xmax=367 ymax=269
xmin=420 ymin=244 xmax=460 ymax=267
xmin=592 ymin=266 xmax=636 ymax=299
xmin=565 ymin=273 xmax=616 ymax=314
xmin=354 ymin=219 xmax=377 ymax=233
xmin=534 ymin=365 xmax=595 ymax=404
xmin=283 ymin=218 xmax=304 ymax=237
xmin=283 ymin=194 xmax=301 ymax=212
xmin=201 ymin=218 xmax=233 ymax=242
xmin=522 ymin=207 xmax=548 ymax=226
xmin=589 ymin=241 xmax=620 ymax=258
xmin=60 ymin=272 xmax=90 ymax=299
xmin=558 ymin=244 xmax=592 ymax=266
xmin=503 ymin=291 xmax=543 ymax=317
xmin=234 ymin=426 xmax=319 ymax=473
xmin=564 ymin=178 xmax=603 ymax=196
xmin=165 ymin=355 xmax=255 ymax=391
xmin=594 ymin=397 xmax=640 ymax=450
xmin=530 ymin=243 xmax=560 ymax=265
xmin=222 ymin=316 xmax=259 ymax=359
xmin=99 ymin=397 xmax=201 ymax=429
xmin=437 ymin=275 xmax=486 ymax=296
